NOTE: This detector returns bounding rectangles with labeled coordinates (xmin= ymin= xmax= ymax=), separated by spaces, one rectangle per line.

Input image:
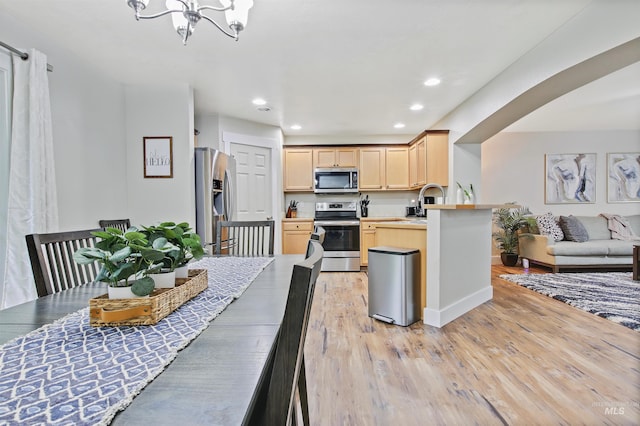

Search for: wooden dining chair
xmin=248 ymin=239 xmax=323 ymax=426
xmin=25 ymin=229 xmax=101 ymax=297
xmin=215 ymin=220 xmax=275 ymax=256
xmin=98 ymin=218 xmax=131 ymax=233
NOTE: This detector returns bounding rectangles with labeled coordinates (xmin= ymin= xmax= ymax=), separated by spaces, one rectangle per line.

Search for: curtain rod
xmin=0 ymin=41 xmax=54 ymax=72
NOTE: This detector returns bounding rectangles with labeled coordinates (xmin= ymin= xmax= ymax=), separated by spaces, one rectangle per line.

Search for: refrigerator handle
xmin=224 ymin=169 xmax=234 ymax=220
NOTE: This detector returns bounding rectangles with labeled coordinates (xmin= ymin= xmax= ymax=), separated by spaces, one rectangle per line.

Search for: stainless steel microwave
xmin=314 ymin=168 xmax=358 ymax=193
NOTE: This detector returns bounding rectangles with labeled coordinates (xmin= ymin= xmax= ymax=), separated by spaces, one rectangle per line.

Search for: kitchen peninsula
xmin=373 ymin=205 xmax=500 ymax=328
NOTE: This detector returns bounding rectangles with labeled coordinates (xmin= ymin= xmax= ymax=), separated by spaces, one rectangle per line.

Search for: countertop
xmin=423 ymin=204 xmax=515 ymax=210
xmin=373 ymin=221 xmax=427 ymax=230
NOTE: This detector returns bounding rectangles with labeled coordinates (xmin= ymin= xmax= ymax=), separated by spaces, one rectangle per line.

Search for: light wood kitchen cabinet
xmin=313 ymin=147 xmax=359 ymax=168
xmin=359 ymin=218 xmax=402 ymax=266
xmin=358 ymin=148 xmax=386 ymax=190
xmin=385 ymin=147 xmax=409 ymax=189
xmin=359 ymin=147 xmax=409 ymax=190
xmin=425 ymin=132 xmax=448 ymax=186
xmin=282 ymin=220 xmax=314 ymax=254
xmin=360 ymin=221 xmax=377 ymax=266
xmin=408 ymin=131 xmax=448 ymax=188
xmin=283 ymin=148 xmax=313 ymax=192
xmin=409 ymin=136 xmax=426 ymax=188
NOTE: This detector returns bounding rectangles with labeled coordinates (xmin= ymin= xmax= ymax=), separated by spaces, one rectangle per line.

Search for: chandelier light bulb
xmin=127 ymin=0 xmax=253 ymax=44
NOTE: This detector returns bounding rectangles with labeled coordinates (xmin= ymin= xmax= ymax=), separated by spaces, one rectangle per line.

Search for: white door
xmin=231 ymin=143 xmax=273 ymax=221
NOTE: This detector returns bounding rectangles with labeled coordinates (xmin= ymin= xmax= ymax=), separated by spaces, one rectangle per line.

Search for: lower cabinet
xmin=282 ymin=220 xmax=314 ymax=254
xmin=360 ymin=218 xmax=400 ymax=266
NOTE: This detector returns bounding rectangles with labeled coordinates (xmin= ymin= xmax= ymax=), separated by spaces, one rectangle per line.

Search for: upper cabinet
xmin=409 ymin=131 xmax=448 ymax=188
xmin=385 ymin=147 xmax=409 ymax=190
xmin=358 ymin=147 xmax=386 ymax=190
xmin=313 ymin=147 xmax=359 ymax=168
xmin=283 ymin=148 xmax=314 ymax=192
xmin=359 ymin=147 xmax=409 ymax=190
xmin=282 ymin=131 xmax=448 ymax=192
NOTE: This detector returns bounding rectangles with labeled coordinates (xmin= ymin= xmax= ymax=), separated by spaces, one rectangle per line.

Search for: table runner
xmin=0 ymin=256 xmax=274 ymax=426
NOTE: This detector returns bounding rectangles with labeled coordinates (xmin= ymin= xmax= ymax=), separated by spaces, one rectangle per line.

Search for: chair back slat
xmin=26 ymin=229 xmax=101 ymax=297
xmin=99 ymin=219 xmax=131 ymax=233
xmin=215 ymin=220 xmax=275 ymax=256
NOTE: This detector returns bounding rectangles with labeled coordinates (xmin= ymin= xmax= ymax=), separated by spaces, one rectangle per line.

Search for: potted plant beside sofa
xmin=492 ymin=206 xmax=534 ymax=266
xmin=73 ymin=227 xmax=163 ymax=298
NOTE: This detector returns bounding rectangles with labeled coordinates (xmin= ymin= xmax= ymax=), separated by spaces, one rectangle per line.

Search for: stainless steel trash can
xmin=368 ymin=246 xmax=420 ymax=326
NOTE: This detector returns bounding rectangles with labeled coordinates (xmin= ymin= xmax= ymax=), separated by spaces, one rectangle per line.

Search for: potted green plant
xmin=142 ymin=222 xmax=205 ymax=282
xmin=492 ymin=206 xmax=534 ymax=266
xmin=73 ymin=227 xmax=163 ymax=298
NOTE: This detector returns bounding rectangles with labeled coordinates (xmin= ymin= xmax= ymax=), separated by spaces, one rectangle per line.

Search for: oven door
xmin=313 ymin=220 xmax=360 ymax=272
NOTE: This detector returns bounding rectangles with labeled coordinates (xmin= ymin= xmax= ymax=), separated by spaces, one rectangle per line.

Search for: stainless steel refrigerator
xmin=195 ymin=148 xmax=237 ymax=254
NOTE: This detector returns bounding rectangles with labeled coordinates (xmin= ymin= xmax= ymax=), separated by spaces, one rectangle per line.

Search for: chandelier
xmin=126 ymin=0 xmax=254 ymax=45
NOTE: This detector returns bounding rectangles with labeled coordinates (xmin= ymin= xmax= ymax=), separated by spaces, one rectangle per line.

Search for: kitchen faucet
xmin=416 ymin=183 xmax=445 ymax=216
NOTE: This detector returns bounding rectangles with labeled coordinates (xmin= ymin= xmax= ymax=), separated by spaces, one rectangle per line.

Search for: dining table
xmin=0 ymin=254 xmax=302 ymax=425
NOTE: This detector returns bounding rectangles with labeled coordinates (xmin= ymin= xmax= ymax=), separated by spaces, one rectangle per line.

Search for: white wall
xmin=194 ymin=113 xmax=220 ymax=149
xmin=482 ymin=130 xmax=640 ymax=216
xmin=285 ymin=134 xmax=413 ymax=146
xmin=0 ymin=15 xmax=130 ymax=231
xmin=124 ymin=84 xmax=195 ymax=227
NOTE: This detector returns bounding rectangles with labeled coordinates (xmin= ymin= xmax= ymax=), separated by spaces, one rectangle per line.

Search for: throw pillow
xmin=559 ymin=215 xmax=589 ymax=242
xmin=536 ymin=213 xmax=564 ymax=242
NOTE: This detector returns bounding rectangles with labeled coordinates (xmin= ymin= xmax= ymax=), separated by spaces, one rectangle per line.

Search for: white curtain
xmin=0 ymin=49 xmax=58 ymax=309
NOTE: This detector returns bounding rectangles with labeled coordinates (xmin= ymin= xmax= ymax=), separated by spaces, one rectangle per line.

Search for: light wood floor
xmin=304 ymin=265 xmax=640 ymax=425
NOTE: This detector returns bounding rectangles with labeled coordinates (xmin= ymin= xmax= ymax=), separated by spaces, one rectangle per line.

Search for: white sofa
xmin=519 ymin=214 xmax=640 ymax=272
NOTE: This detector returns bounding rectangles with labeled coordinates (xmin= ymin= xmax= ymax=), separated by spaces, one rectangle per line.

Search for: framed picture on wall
xmin=143 ymin=136 xmax=173 ymax=178
xmin=607 ymin=152 xmax=640 ymax=203
xmin=545 ymin=153 xmax=596 ymax=204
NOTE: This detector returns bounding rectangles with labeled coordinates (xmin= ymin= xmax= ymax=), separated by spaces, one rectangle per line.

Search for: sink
xmin=402 ymin=219 xmax=428 ymax=224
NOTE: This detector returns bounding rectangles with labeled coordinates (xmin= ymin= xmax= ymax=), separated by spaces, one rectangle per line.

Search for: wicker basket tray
xmin=89 ymin=269 xmax=208 ymax=327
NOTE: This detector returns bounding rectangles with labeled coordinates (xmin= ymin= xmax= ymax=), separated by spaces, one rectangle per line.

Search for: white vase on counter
xmin=456 ymin=188 xmax=464 ymax=204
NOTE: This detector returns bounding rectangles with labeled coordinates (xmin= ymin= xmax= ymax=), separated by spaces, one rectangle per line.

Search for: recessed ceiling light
xmin=252 ymin=98 xmax=267 ymax=106
xmin=290 ymin=124 xmax=302 ymax=130
xmin=257 ymin=106 xmax=271 ymax=112
xmin=393 ymin=123 xmax=406 ymax=129
xmin=409 ymin=104 xmax=424 ymax=111
xmin=424 ymin=78 xmax=441 ymax=87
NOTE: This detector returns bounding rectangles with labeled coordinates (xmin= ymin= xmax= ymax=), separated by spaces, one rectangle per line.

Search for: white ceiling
xmin=1 ymin=0 xmax=638 ymax=137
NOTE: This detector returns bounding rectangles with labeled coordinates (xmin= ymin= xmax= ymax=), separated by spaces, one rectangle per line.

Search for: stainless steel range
xmin=314 ymin=201 xmax=360 ymax=272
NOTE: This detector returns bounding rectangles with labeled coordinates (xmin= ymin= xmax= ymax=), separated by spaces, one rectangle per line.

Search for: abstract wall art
xmin=607 ymin=152 xmax=640 ymax=203
xmin=545 ymin=153 xmax=596 ymax=204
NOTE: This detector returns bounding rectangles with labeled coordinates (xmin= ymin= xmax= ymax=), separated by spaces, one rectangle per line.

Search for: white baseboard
xmin=423 ymin=286 xmax=493 ymax=328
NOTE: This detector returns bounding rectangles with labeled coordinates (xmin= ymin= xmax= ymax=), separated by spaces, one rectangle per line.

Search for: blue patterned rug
xmin=500 ymin=272 xmax=639 ymax=331
xmin=0 ymin=256 xmax=274 ymax=426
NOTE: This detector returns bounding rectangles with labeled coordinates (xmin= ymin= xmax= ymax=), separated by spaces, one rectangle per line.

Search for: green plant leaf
xmin=152 ymin=237 xmax=169 ymax=250
xmin=141 ymin=247 xmax=165 ymax=262
xmin=124 ymin=231 xmax=146 ymax=241
xmin=132 ymin=277 xmax=155 ymax=296
xmin=110 ymin=246 xmax=132 ymax=263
